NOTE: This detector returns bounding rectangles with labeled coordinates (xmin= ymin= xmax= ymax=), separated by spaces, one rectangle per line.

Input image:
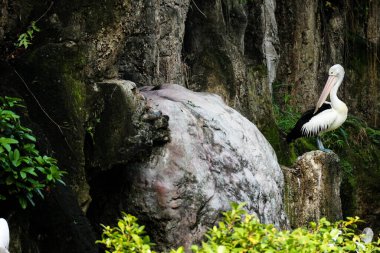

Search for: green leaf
xmin=23 ymin=143 xmax=38 ymax=154
xmin=22 ymin=167 xmax=37 ymax=176
xmin=17 ymin=33 xmax=28 ymax=42
xmin=14 ymin=148 xmax=20 ymax=159
xmin=2 ymin=144 xmax=11 ymax=152
xmin=35 ymin=156 xmax=44 ymax=165
xmin=18 ymin=197 xmax=28 ymax=209
xmin=36 ymin=166 xmax=46 ymax=173
xmin=0 ymin=137 xmax=19 ymax=145
xmin=31 ymin=21 xmax=40 ymax=32
xmin=23 ymin=133 xmax=36 ymax=142
xmin=11 ymin=148 xmax=20 ymax=166
xmin=20 ymin=171 xmax=27 ymax=179
xmin=27 ymin=30 xmax=34 ymax=39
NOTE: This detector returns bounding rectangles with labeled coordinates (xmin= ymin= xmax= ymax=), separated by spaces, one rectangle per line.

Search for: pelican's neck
xmin=329 ymin=74 xmax=345 ymax=110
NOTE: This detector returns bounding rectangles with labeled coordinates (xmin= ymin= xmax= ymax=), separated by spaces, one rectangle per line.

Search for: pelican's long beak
xmin=314 ymin=75 xmax=337 ymax=114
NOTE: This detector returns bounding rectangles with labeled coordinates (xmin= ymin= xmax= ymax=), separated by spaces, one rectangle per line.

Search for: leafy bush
xmin=96 ymin=213 xmax=156 ymax=253
xmin=0 ymin=96 xmax=65 ymax=209
xmin=191 ymin=203 xmax=380 ymax=252
xmin=97 ymin=203 xmax=380 ymax=253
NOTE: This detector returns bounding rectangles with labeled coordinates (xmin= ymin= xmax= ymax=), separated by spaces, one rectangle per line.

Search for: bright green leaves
xmin=16 ymin=21 xmax=40 ymax=49
xmin=190 ymin=205 xmax=380 ymax=253
xmin=98 ymin=203 xmax=380 ymax=253
xmin=23 ymin=133 xmax=36 ymax=142
xmin=0 ymin=96 xmax=66 ymax=209
xmin=96 ymin=213 xmax=157 ymax=253
xmin=0 ymin=137 xmax=19 ymax=152
xmin=9 ymin=148 xmax=21 ymax=167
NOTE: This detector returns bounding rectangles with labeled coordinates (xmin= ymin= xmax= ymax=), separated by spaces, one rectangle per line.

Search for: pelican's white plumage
xmin=287 ymin=64 xmax=348 ymax=151
xmin=301 ymin=108 xmax=339 ymax=136
xmin=301 ymin=64 xmax=347 ymax=137
xmin=301 ymin=101 xmax=348 ymax=136
xmin=0 ymin=218 xmax=9 ymax=253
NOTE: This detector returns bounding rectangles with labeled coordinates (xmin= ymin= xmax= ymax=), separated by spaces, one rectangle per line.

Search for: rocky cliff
xmin=0 ymin=0 xmax=379 ymax=252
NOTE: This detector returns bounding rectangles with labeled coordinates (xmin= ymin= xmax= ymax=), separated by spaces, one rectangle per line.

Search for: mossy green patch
xmin=26 ymin=43 xmax=87 ymax=117
xmin=18 ymin=42 xmax=90 ymax=164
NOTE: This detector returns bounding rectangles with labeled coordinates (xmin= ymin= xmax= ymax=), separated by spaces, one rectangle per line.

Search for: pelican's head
xmin=329 ymin=64 xmax=345 ymax=77
xmin=314 ymin=64 xmax=345 ymax=113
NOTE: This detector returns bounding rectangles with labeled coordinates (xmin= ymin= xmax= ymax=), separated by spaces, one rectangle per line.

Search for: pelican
xmin=0 ymin=218 xmax=9 ymax=253
xmin=286 ymin=64 xmax=348 ymax=151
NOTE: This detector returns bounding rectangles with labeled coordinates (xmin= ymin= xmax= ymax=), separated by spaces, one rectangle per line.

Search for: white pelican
xmin=286 ymin=64 xmax=348 ymax=151
xmin=0 ymin=218 xmax=9 ymax=253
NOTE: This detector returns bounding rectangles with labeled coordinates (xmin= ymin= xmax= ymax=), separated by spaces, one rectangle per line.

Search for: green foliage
xmin=96 ymin=213 xmax=156 ymax=253
xmin=273 ymin=103 xmax=301 ymax=134
xmin=272 ymin=86 xmax=302 ymax=135
xmin=192 ymin=203 xmax=380 ymax=253
xmin=321 ymin=115 xmax=380 ymax=217
xmin=0 ymin=96 xmax=65 ymax=209
xmin=319 ymin=115 xmax=380 ymax=176
xmin=16 ymin=21 xmax=40 ymax=49
xmin=97 ymin=203 xmax=380 ymax=253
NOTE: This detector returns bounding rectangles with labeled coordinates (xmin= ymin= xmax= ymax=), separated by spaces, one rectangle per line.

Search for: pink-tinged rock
xmin=121 ymin=84 xmax=288 ymax=251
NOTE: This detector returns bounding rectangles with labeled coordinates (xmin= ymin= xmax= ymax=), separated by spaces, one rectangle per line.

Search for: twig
xmin=35 ymin=1 xmax=54 ymax=23
xmin=14 ymin=69 xmax=67 ymax=131
xmin=13 ymin=69 xmax=76 ymax=156
xmin=191 ymin=0 xmax=207 ymax=18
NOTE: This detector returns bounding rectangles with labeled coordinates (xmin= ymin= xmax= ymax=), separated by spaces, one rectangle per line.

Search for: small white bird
xmin=0 ymin=218 xmax=9 ymax=253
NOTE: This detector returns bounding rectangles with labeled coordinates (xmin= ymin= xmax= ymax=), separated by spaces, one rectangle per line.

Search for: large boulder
xmin=98 ymin=84 xmax=288 ymax=251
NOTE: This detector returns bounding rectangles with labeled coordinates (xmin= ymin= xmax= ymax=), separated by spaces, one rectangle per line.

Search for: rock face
xmin=119 ymin=0 xmax=191 ymax=85
xmin=0 ymin=0 xmax=379 ymax=252
xmin=87 ymin=79 xmax=170 ymax=171
xmin=282 ymin=151 xmax=342 ymax=228
xmin=184 ymin=0 xmax=278 ymax=131
xmin=276 ymin=0 xmax=379 ymax=126
xmin=90 ymin=84 xmax=288 ymax=251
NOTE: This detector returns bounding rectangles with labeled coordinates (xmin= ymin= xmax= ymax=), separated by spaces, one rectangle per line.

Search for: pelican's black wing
xmin=286 ymin=103 xmax=332 ymax=143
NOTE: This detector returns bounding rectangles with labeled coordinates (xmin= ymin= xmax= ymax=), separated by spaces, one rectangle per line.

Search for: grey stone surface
xmin=121 ymin=84 xmax=288 ymax=250
xmin=282 ymin=151 xmax=342 ymax=228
